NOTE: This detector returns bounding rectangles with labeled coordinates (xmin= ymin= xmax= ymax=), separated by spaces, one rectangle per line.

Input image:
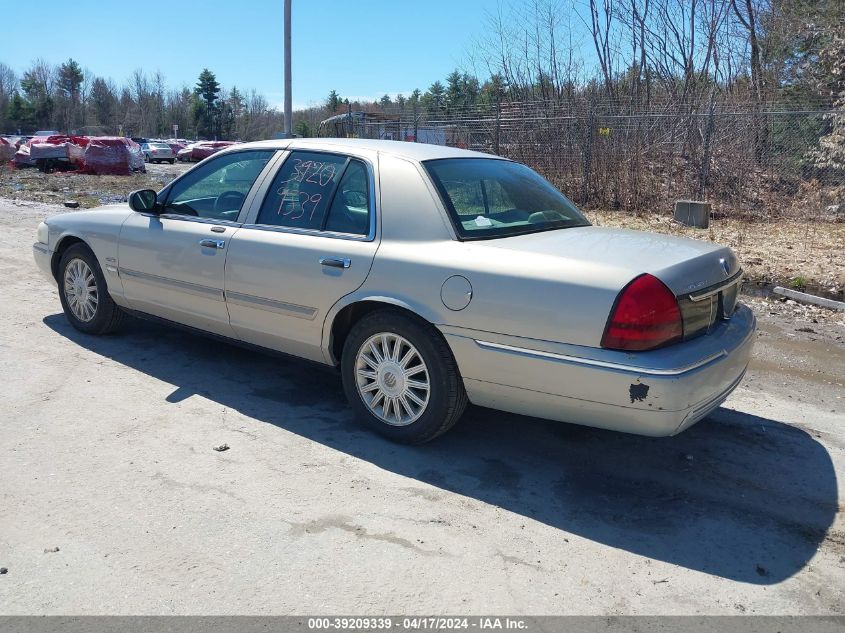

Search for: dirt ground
xmin=0 ymin=197 xmax=843 ymax=615
xmin=0 ymin=162 xmax=188 ymax=208
xmin=585 ymin=210 xmax=845 ymax=300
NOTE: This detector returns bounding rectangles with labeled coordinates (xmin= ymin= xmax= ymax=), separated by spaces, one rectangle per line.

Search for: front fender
xmin=46 ymin=206 xmax=133 ymax=296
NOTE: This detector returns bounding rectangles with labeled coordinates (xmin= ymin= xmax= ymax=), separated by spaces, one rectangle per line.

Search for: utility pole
xmin=284 ymin=0 xmax=293 ymax=138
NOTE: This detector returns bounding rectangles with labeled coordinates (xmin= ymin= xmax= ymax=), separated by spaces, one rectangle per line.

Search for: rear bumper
xmin=443 ymin=304 xmax=756 ymax=436
xmin=33 ymin=242 xmax=56 ymax=287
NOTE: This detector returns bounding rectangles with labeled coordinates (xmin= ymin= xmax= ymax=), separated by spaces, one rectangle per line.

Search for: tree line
xmin=1 ymin=0 xmax=841 ymax=162
xmin=0 ymin=62 xmax=283 ymax=140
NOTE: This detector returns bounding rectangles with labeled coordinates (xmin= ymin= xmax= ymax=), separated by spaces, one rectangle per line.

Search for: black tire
xmin=341 ymin=309 xmax=468 ymax=444
xmin=58 ymin=243 xmax=126 ymax=335
xmin=169 ymin=159 xmax=175 ymax=164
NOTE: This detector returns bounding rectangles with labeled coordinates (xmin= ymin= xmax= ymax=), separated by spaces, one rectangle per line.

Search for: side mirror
xmin=128 ymin=189 xmax=159 ymax=213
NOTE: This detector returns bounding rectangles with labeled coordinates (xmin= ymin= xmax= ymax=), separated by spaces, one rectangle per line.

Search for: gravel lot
xmin=0 ymin=197 xmax=843 ymax=615
xmin=0 ymin=162 xmax=189 ymax=208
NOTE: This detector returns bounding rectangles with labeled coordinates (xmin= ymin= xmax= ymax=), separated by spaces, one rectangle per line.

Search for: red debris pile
xmin=71 ymin=137 xmax=145 ymax=175
xmin=5 ymin=135 xmax=145 ymax=175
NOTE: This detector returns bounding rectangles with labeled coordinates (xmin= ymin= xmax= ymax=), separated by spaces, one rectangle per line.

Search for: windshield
xmin=423 ymin=158 xmax=589 ymax=240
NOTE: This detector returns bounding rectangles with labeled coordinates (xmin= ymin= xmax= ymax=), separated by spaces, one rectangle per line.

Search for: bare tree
xmin=587 ymin=0 xmax=618 ymax=98
xmin=0 ymin=62 xmax=18 ymax=131
xmin=731 ymin=0 xmax=769 ymax=161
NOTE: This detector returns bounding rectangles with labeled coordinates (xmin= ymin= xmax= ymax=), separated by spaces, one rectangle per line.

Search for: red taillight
xmin=601 ymin=274 xmax=683 ymax=351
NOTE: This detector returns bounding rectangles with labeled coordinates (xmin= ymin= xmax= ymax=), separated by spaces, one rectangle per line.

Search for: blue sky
xmin=0 ymin=0 xmax=504 ymax=109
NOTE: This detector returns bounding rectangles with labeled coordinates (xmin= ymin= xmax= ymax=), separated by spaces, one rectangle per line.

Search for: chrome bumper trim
xmin=473 ymin=340 xmax=727 ymax=377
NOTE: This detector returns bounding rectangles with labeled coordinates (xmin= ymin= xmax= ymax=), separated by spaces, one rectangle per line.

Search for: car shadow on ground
xmin=44 ymin=314 xmax=838 ymax=586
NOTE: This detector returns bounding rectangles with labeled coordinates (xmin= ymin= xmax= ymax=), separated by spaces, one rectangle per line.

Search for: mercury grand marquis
xmin=33 ymin=138 xmax=755 ymax=443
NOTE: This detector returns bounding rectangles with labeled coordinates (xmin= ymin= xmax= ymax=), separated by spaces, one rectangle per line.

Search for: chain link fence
xmin=319 ymin=96 xmax=845 ymax=222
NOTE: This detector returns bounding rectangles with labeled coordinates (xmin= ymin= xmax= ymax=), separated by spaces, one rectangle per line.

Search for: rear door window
xmin=257 ymin=151 xmax=370 ymax=235
xmin=324 ymin=160 xmax=370 ymax=235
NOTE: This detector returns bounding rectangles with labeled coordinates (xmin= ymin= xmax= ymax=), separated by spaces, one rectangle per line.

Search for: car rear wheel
xmin=58 ymin=243 xmax=126 ymax=335
xmin=341 ymin=309 xmax=467 ymax=444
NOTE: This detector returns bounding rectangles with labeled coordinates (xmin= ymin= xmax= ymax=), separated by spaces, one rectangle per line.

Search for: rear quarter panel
xmin=327 ymin=153 xmax=627 ymax=353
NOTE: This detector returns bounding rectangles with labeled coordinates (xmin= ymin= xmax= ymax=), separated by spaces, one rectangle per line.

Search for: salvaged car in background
xmin=164 ymin=140 xmax=187 ymax=156
xmin=75 ymin=137 xmax=146 ymax=175
xmin=33 ymin=139 xmax=755 ymax=444
xmin=9 ymin=135 xmax=145 ymax=175
xmin=177 ymin=140 xmax=237 ymax=162
xmin=22 ymin=134 xmax=78 ymax=171
xmin=140 ymin=142 xmax=176 ymax=164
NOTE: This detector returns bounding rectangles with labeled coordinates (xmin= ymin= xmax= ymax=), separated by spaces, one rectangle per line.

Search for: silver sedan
xmin=33 ymin=139 xmax=755 ymax=443
xmin=140 ymin=142 xmax=175 ymax=164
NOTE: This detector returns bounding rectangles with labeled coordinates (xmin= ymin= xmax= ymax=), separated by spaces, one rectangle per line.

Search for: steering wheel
xmin=214 ymin=190 xmax=246 ymax=215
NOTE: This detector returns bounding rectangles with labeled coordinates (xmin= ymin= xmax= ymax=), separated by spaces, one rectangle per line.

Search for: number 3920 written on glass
xmin=275 ymin=159 xmax=338 ymax=222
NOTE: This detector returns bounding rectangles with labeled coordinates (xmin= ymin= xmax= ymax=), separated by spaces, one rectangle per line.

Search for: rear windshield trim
xmin=421 ymin=157 xmax=590 ymax=241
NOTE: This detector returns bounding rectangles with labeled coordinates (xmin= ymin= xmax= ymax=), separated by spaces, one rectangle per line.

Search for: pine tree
xmin=326 ymin=90 xmax=341 ymax=113
xmin=195 ymin=69 xmax=220 ymax=138
xmin=20 ymin=65 xmax=53 ymax=130
xmin=57 ymin=59 xmax=84 ymax=132
xmin=423 ymin=81 xmax=446 ymax=115
xmin=294 ymin=119 xmax=312 ymax=137
xmin=7 ymin=91 xmax=31 ymax=131
xmin=90 ymin=77 xmax=117 ymax=131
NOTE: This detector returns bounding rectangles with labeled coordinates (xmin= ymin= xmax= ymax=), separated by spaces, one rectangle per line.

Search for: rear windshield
xmin=151 ymin=143 xmax=170 ymax=149
xmin=423 ymin=158 xmax=589 ymax=239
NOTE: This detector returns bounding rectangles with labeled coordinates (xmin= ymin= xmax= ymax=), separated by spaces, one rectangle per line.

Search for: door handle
xmin=199 ymin=239 xmax=225 ymax=249
xmin=320 ymin=257 xmax=351 ymax=269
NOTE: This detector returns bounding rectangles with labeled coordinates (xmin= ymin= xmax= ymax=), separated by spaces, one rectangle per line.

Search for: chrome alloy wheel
xmin=354 ymin=332 xmax=430 ymax=426
xmin=63 ymin=258 xmax=98 ymax=322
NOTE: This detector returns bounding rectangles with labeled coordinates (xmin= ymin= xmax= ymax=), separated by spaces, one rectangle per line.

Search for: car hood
xmin=481 ymin=226 xmax=740 ymax=295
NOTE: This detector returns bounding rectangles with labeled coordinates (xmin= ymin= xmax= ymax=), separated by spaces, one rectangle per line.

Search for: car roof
xmin=230 ymin=138 xmax=506 ymax=163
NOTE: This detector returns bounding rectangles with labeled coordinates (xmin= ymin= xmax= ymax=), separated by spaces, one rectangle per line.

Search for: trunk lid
xmin=486 ymin=226 xmax=740 ymax=295
xmin=485 ymin=226 xmax=743 ymax=342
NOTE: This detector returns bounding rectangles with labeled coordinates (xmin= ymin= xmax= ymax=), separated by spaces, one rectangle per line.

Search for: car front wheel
xmin=341 ymin=309 xmax=467 ymax=444
xmin=58 ymin=243 xmax=126 ymax=335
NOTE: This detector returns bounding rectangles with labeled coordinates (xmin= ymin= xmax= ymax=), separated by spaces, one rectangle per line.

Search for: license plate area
xmin=720 ymin=282 xmax=739 ymax=318
xmin=679 ymin=270 xmax=744 ymax=338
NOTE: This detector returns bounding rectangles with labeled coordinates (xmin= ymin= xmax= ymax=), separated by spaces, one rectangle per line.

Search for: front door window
xmin=163 ymin=150 xmax=275 ymax=221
